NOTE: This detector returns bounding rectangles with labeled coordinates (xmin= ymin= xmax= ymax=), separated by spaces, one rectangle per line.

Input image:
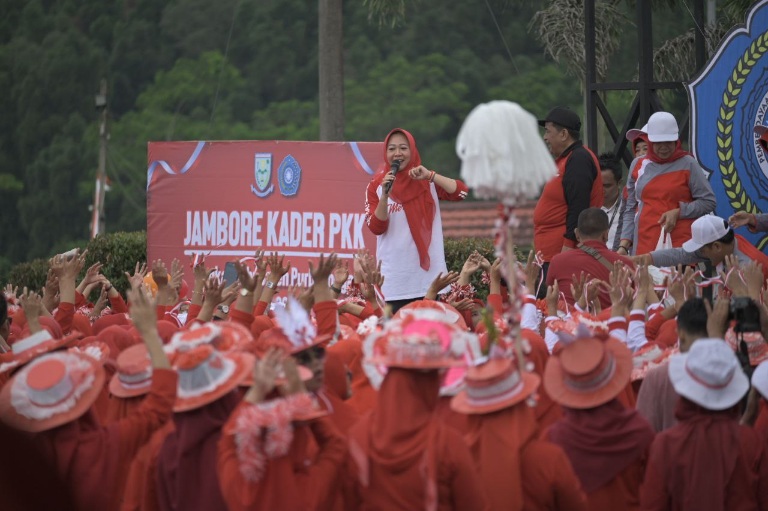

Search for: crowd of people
xmin=1 ymin=110 xmax=768 ymax=511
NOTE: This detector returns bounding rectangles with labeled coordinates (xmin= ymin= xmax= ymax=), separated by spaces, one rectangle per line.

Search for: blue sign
xmin=687 ymin=0 xmax=768 ymax=250
xmin=277 ymin=154 xmax=302 ymax=197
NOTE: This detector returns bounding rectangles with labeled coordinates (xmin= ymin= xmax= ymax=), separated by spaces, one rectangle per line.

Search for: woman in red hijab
xmin=544 ymin=332 xmax=655 ymax=510
xmin=619 ymin=111 xmax=715 ymax=255
xmin=347 ymin=318 xmax=486 ymax=510
xmin=364 ymin=128 xmax=469 ymax=313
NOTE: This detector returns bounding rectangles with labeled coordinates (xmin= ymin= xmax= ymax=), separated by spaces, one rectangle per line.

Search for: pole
xmin=91 ymin=79 xmax=108 ymax=238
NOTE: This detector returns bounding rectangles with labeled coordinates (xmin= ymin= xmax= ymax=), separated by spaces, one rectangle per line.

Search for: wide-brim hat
xmin=544 ymin=336 xmax=632 ymax=409
xmin=69 ymin=339 xmax=111 ymax=367
xmin=365 ymin=318 xmax=470 ymax=369
xmin=451 ymin=358 xmax=540 ymax=415
xmin=173 ymin=345 xmax=254 ymax=412
xmin=668 ymin=338 xmax=749 ymax=410
xmin=239 ymin=364 xmax=314 ymax=388
xmin=752 ymin=360 xmax=768 ymax=400
xmin=631 ymin=343 xmax=676 ymax=382
xmin=109 ymin=344 xmax=154 ymax=399
xmin=394 ymin=300 xmax=468 ymax=330
xmin=0 ymin=330 xmax=82 ymax=375
xmin=0 ymin=351 xmax=105 ymax=433
xmin=256 ymin=327 xmax=333 ymax=356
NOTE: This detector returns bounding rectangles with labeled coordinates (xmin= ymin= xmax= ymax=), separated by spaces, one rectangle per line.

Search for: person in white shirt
xmin=364 ymin=128 xmax=469 ymax=313
xmin=599 ymin=153 xmax=625 ymax=252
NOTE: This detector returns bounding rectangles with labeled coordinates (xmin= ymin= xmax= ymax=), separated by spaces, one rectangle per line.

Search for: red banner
xmin=147 ymin=140 xmax=382 ymax=296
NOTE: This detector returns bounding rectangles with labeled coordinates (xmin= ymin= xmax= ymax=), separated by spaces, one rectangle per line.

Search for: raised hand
xmin=235 ymin=260 xmax=258 ymax=293
xmin=545 ymin=281 xmax=560 ymax=317
xmin=254 ymin=250 xmax=267 ymax=275
xmin=449 ymin=298 xmax=474 ymax=311
xmin=742 ymin=261 xmax=764 ymax=301
xmin=90 ymin=286 xmax=109 ymax=319
xmin=522 ymin=250 xmax=541 ymax=295
xmin=3 ymin=284 xmax=18 ymax=302
xmin=705 ymin=294 xmax=731 ymax=339
xmin=170 ymin=258 xmax=184 ymax=291
xmin=279 ymin=357 xmax=307 ymax=396
xmin=425 ymin=271 xmax=460 ymax=300
xmin=570 ymin=271 xmax=588 ymax=306
xmin=19 ymin=288 xmax=43 ymax=321
xmin=267 ymin=253 xmax=291 ymax=283
xmin=127 ymin=285 xmax=157 ymax=335
xmin=203 ymin=275 xmax=225 ymax=306
xmin=125 ymin=261 xmax=149 ymax=290
xmin=249 ymin=347 xmax=282 ymax=402
xmin=729 ymin=211 xmax=756 ymax=229
xmin=151 ymin=259 xmax=169 ymax=287
xmin=309 ymin=253 xmax=338 ymax=283
xmin=332 ymin=259 xmax=350 ymax=289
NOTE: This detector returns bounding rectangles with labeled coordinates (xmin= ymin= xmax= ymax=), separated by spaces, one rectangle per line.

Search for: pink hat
xmin=626 ymin=124 xmax=648 ymax=141
xmin=365 ymin=318 xmax=470 ymax=369
xmin=394 ymin=300 xmax=468 ymax=330
xmin=451 ymin=358 xmax=539 ymax=414
xmin=109 ymin=344 xmax=153 ymax=398
xmin=0 ymin=352 xmax=105 ymax=432
xmin=173 ymin=344 xmax=253 ymax=412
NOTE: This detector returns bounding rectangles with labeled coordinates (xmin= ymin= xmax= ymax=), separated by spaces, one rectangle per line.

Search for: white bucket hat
xmin=668 ymin=338 xmax=749 ymax=410
xmin=752 ymin=360 xmax=768 ymax=400
xmin=647 ymin=112 xmax=679 ymax=143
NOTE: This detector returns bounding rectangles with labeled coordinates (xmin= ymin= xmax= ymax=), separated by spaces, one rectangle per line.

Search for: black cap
xmin=538 ymin=107 xmax=581 ymax=132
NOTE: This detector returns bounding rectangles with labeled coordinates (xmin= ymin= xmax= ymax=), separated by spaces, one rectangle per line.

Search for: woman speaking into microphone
xmin=364 ymin=128 xmax=469 ymax=313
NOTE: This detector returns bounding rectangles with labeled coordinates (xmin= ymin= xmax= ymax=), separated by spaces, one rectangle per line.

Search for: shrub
xmin=5 ymin=231 xmax=147 ymax=295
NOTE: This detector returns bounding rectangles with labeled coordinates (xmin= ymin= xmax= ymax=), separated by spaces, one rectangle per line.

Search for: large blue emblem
xmin=251 ymin=153 xmax=274 ymax=198
xmin=687 ymin=0 xmax=768 ymax=251
xmin=277 ymin=154 xmax=301 ymax=197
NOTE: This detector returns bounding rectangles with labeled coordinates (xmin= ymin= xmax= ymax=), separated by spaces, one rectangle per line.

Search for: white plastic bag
xmin=655 ymin=230 xmax=673 ymax=251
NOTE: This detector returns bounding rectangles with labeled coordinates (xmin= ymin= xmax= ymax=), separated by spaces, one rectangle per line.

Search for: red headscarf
xmin=71 ymin=314 xmax=94 ymax=337
xmin=39 ymin=316 xmax=64 ymax=339
xmin=317 ymin=350 xmax=359 ymax=434
xmin=547 ymin=399 xmax=654 ymax=493
xmin=374 ymin=128 xmax=436 ymax=271
xmin=156 ymin=320 xmax=180 ymax=345
xmin=647 ymin=139 xmax=690 ymax=164
xmin=93 ymin=313 xmax=130 ymax=335
xmin=521 ymin=329 xmax=562 ymax=430
xmin=631 ymin=133 xmax=649 ymax=156
xmin=97 ymin=324 xmax=139 ymax=360
xmin=328 ymin=335 xmax=377 ymax=415
xmin=349 ymin=368 xmax=440 ymax=509
xmin=156 ymin=391 xmax=240 ymax=511
xmin=648 ymin=398 xmax=744 ymax=511
xmin=464 ymin=403 xmax=539 ymax=511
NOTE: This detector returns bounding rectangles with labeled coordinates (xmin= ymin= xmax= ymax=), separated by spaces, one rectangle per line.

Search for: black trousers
xmin=386 ymin=297 xmax=425 ymax=315
xmin=536 ymin=262 xmax=550 ymax=300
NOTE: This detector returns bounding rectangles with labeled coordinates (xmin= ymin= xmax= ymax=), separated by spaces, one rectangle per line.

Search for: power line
xmin=483 ymin=0 xmax=520 ymax=74
xmin=209 ymin=0 xmax=242 ymax=129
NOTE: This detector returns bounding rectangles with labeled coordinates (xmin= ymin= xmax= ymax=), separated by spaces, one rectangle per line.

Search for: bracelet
xmin=330 ymin=285 xmax=342 ymax=294
xmin=429 ymin=171 xmax=436 ymax=183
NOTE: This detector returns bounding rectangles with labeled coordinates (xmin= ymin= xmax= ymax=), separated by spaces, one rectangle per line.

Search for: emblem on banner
xmin=277 ymin=154 xmax=301 ymax=197
xmin=686 ymin=0 xmax=768 ymax=250
xmin=251 ymin=153 xmax=274 ymax=198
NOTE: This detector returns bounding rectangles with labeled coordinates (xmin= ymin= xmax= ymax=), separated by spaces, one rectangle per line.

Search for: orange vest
xmin=533 ymin=145 xmax=603 ymax=261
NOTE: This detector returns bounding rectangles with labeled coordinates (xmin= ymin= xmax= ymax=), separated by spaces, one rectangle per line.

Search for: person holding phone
xmin=364 ymin=128 xmax=469 ymax=313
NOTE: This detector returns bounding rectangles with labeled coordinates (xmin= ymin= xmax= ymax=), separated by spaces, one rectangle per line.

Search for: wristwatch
xmin=265 ymin=281 xmax=277 ymax=290
xmin=239 ymin=288 xmax=253 ymax=297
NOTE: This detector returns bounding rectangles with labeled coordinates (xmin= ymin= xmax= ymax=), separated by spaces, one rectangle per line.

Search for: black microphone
xmin=383 ymin=160 xmax=402 ymax=194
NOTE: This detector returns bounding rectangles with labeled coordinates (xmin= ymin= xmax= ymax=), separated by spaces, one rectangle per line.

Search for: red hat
xmin=69 ymin=339 xmax=111 ymax=367
xmin=166 ymin=322 xmax=227 ymax=353
xmin=394 ymin=300 xmax=468 ymax=330
xmin=451 ymin=358 xmax=540 ymax=415
xmin=0 ymin=330 xmax=82 ymax=375
xmin=93 ymin=313 xmax=130 ymax=335
xmin=543 ymin=328 xmax=632 ymax=409
xmin=173 ymin=344 xmax=253 ymax=412
xmin=0 ymin=351 xmax=105 ymax=432
xmin=109 ymin=344 xmax=154 ymax=398
xmin=264 ymin=297 xmax=332 ymax=354
xmin=631 ymin=343 xmax=677 ymax=382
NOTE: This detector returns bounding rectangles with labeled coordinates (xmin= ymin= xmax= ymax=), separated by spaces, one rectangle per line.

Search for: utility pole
xmin=91 ymin=79 xmax=108 ymax=238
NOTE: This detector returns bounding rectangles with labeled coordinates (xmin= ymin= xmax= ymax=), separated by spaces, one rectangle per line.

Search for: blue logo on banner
xmin=687 ymin=0 xmax=768 ymax=251
xmin=277 ymin=154 xmax=301 ymax=197
xmin=251 ymin=153 xmax=274 ymax=198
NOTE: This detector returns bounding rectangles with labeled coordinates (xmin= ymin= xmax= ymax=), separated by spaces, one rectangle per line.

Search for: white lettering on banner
xmin=183 ymin=210 xmax=364 ymax=252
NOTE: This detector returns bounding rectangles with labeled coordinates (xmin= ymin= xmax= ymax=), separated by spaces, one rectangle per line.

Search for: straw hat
xmin=0 ymin=330 xmax=82 ymax=375
xmin=109 ymin=344 xmax=154 ymax=398
xmin=544 ymin=333 xmax=632 ymax=409
xmin=668 ymin=338 xmax=749 ymax=410
xmin=451 ymin=358 xmax=540 ymax=414
xmin=173 ymin=344 xmax=253 ymax=412
xmin=0 ymin=351 xmax=105 ymax=432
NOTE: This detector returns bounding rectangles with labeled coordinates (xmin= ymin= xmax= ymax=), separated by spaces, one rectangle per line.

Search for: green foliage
xmin=6 ymin=258 xmax=50 ymax=293
xmin=4 ymin=231 xmax=147 ymax=295
xmin=443 ymin=238 xmax=495 ymax=299
xmin=83 ymin=232 xmax=147 ymax=294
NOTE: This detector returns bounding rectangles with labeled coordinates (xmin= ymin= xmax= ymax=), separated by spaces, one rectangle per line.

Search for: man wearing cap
xmin=636 ymin=215 xmax=768 ymax=280
xmin=546 ymin=208 xmax=634 ymax=309
xmin=640 ymin=339 xmax=768 ymax=510
xmin=534 ymin=107 xmax=604 ymax=297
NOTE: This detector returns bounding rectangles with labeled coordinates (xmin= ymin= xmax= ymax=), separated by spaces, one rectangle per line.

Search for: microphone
xmin=383 ymin=160 xmax=402 ymax=194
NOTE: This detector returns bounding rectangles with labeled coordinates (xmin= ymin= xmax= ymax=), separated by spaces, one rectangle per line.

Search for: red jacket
xmin=533 ymin=142 xmax=603 ymax=262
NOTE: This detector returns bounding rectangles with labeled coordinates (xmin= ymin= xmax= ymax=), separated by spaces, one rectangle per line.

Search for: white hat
xmin=647 ymin=112 xmax=679 ymax=143
xmin=681 ymin=215 xmax=730 ymax=252
xmin=626 ymin=124 xmax=648 ymax=141
xmin=668 ymin=339 xmax=749 ymax=410
xmin=752 ymin=360 xmax=768 ymax=399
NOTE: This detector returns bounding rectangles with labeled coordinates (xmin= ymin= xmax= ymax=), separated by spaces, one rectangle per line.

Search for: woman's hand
xmin=381 ymin=172 xmax=395 ymax=196
xmin=408 ymin=165 xmax=432 ymax=180
xmin=658 ymin=208 xmax=680 ymax=234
